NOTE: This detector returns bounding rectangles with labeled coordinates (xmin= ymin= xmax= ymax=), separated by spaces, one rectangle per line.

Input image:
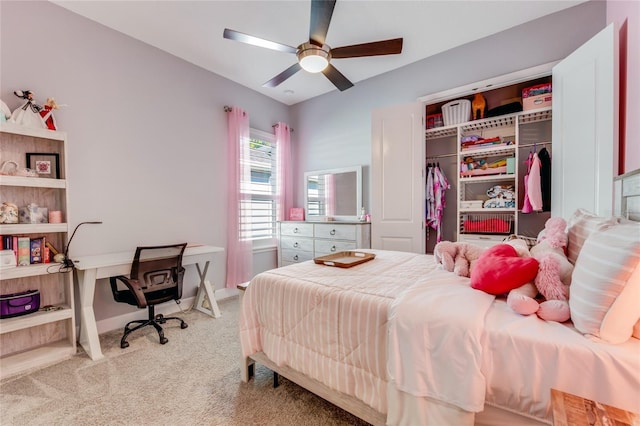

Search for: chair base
xmin=120 ymin=305 xmax=187 ymax=349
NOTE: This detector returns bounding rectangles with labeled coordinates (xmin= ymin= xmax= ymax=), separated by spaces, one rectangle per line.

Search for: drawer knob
xmin=330 ymin=229 xmax=336 ymax=235
xmin=331 ymin=245 xmax=336 ymax=252
xmin=293 ymin=242 xmax=299 ymax=248
xmin=294 ymin=228 xmax=299 ymax=233
xmin=294 ymin=255 xmax=299 ymax=261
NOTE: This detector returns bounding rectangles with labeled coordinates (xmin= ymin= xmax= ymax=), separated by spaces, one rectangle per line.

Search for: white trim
xmin=417 ymin=61 xmax=559 ymax=104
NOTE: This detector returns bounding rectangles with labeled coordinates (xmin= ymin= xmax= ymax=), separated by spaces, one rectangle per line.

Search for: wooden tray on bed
xmin=313 ymin=251 xmax=376 ymax=268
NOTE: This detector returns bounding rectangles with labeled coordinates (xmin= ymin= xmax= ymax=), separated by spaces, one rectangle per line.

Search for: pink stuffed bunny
xmin=507 ymin=217 xmax=573 ymax=322
xmin=434 ymin=241 xmax=485 ymax=277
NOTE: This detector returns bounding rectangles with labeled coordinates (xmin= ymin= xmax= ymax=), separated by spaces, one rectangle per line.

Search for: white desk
xmin=73 ymin=244 xmax=224 ymax=360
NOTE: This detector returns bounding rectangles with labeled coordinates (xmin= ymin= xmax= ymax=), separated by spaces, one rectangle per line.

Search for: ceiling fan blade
xmin=263 ymin=63 xmax=302 ymax=88
xmin=330 ymin=38 xmax=403 ymax=59
xmin=309 ymin=0 xmax=336 ymax=46
xmin=223 ymin=28 xmax=297 ymax=54
xmin=322 ymin=64 xmax=353 ymax=91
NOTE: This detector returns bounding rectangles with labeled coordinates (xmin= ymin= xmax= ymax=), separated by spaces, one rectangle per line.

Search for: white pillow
xmin=566 ymin=208 xmax=618 ymax=264
xmin=569 ymin=221 xmax=640 ymax=344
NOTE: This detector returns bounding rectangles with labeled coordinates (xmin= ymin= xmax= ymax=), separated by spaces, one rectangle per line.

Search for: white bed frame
xmin=241 ymin=169 xmax=640 ymax=426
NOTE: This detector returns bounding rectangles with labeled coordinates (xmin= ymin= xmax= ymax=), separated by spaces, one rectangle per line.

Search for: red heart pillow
xmin=470 ymin=244 xmax=539 ymax=295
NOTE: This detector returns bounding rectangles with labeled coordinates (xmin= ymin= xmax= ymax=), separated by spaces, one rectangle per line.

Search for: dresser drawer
xmin=280 ymin=249 xmax=313 ymax=264
xmin=314 ymin=240 xmax=357 ymax=256
xmin=280 ymin=236 xmax=313 ymax=252
xmin=314 ymin=223 xmax=357 ymax=240
xmin=280 ymin=222 xmax=313 ymax=237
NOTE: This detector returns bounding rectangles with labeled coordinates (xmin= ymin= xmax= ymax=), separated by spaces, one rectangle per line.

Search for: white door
xmin=552 ymin=23 xmax=618 ymax=218
xmin=371 ymin=102 xmax=425 ymax=253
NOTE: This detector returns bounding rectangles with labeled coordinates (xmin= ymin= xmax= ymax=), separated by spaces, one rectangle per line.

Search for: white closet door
xmin=371 ymin=102 xmax=425 ymax=253
xmin=552 ymin=23 xmax=618 ymax=218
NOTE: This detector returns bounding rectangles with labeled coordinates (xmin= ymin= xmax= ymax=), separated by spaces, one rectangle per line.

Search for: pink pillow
xmin=471 ymin=244 xmax=540 ymax=295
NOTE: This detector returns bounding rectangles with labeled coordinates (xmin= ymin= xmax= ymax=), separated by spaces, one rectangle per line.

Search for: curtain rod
xmin=273 ymin=123 xmax=294 ymax=132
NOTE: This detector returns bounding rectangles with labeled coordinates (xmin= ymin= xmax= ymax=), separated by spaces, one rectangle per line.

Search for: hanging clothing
xmin=527 ymin=152 xmax=543 ymax=211
xmin=426 ymin=164 xmax=449 ymax=243
xmin=522 ymin=152 xmax=534 ymax=214
xmin=538 ymin=147 xmax=552 ymax=211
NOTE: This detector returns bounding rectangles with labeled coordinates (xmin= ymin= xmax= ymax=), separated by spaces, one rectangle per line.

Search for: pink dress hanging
xmin=522 ymin=152 xmax=534 ymax=213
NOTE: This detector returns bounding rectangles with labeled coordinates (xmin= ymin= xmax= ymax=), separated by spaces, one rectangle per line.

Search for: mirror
xmin=304 ymin=166 xmax=362 ymax=221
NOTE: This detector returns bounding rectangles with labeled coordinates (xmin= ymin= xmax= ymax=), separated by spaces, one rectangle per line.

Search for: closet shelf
xmin=459 ymin=174 xmax=515 ymax=183
xmin=425 ymin=106 xmax=552 ymax=140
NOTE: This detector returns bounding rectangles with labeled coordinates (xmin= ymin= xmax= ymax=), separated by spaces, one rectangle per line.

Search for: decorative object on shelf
xmin=0 ymin=99 xmax=11 ymax=122
xmin=0 ymin=289 xmax=41 ymax=318
xmin=0 ymin=201 xmax=19 ymax=224
xmin=39 ymin=98 xmax=59 ymax=130
xmin=471 ymin=93 xmax=487 ymax=120
xmin=25 ymin=152 xmax=60 ymax=179
xmin=0 ymin=250 xmax=17 ymax=269
xmin=48 ymin=210 xmax=63 ymax=223
xmin=289 ymin=207 xmax=304 ymax=221
xmin=0 ymin=160 xmax=38 ymax=177
xmin=10 ymin=90 xmax=46 ymax=129
xmin=19 ymin=203 xmax=49 ymax=224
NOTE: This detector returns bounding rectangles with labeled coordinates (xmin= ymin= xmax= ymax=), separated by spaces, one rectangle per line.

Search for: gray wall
xmin=290 ymin=0 xmax=606 ymax=213
xmin=0 ymin=1 xmax=290 ymax=324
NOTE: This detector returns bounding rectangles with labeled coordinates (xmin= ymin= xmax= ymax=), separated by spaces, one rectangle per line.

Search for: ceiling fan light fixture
xmin=297 ymin=43 xmax=330 ymax=73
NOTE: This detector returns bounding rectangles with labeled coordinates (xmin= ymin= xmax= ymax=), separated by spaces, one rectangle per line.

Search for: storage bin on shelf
xmin=522 ymin=83 xmax=552 ymax=111
xmin=442 ymin=99 xmax=471 ymax=126
xmin=460 ymin=212 xmax=514 ymax=234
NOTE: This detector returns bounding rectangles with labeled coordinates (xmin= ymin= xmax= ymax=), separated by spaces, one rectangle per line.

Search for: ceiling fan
xmin=223 ymin=0 xmax=403 ymax=92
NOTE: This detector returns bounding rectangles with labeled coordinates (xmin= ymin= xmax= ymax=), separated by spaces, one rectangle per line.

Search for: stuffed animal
xmin=507 ymin=217 xmax=573 ymax=322
xmin=434 ymin=240 xmax=485 ymax=277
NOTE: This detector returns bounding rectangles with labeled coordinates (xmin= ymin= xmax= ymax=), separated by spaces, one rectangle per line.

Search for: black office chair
xmin=109 ymin=243 xmax=188 ymax=348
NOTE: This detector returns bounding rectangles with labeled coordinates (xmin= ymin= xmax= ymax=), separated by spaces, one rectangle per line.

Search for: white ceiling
xmin=51 ymin=0 xmax=585 ymax=106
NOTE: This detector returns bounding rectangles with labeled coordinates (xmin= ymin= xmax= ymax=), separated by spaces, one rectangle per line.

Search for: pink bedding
xmin=239 ymin=249 xmax=640 ymax=424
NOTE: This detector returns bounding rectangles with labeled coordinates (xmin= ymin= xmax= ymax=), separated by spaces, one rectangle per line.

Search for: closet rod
xmin=426 ymin=152 xmax=457 ymax=159
xmin=519 ymin=142 xmax=551 ymax=148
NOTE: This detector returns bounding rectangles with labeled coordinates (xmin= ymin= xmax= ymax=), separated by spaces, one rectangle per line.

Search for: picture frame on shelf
xmin=26 ymin=152 xmax=60 ymax=179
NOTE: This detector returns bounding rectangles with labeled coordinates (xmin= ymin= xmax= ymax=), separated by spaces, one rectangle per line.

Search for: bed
xmin=239 ymin=170 xmax=640 ymax=426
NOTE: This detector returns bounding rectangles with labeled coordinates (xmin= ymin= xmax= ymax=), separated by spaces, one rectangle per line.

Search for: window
xmin=240 ymin=129 xmax=277 ymax=242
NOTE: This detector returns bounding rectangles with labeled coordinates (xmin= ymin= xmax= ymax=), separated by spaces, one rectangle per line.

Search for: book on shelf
xmin=17 ymin=237 xmax=30 ymax=266
xmin=30 ymin=237 xmax=44 ymax=264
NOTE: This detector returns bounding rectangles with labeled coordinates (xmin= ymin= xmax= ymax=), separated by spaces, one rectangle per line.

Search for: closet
xmin=371 ymin=24 xmax=617 ymax=254
xmin=425 ymin=79 xmax=552 ymax=252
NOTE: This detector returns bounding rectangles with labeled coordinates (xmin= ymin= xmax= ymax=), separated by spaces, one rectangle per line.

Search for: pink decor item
xmin=289 ymin=207 xmax=304 ymax=221
xmin=48 ymin=210 xmax=63 ymax=223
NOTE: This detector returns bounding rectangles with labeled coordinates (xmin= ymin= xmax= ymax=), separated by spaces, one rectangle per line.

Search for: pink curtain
xmin=275 ymin=122 xmax=293 ymax=221
xmin=325 ymin=174 xmax=336 ymax=217
xmin=225 ymin=107 xmax=253 ymax=288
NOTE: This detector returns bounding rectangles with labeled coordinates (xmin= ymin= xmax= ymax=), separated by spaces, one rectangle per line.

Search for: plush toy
xmin=0 ymin=99 xmax=11 ymax=122
xmin=434 ymin=240 xmax=485 ymax=277
xmin=470 ymin=239 xmax=540 ymax=295
xmin=507 ymin=217 xmax=574 ymax=322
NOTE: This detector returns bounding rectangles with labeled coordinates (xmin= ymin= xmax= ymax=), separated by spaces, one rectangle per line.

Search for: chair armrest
xmin=110 ymin=275 xmax=147 ymax=308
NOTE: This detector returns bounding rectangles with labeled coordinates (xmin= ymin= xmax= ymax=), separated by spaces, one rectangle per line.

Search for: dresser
xmin=277 ymin=221 xmax=371 ymax=267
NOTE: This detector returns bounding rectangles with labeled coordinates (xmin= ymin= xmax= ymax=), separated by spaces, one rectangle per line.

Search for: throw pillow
xmin=566 ymin=208 xmax=619 ymax=264
xmin=569 ymin=221 xmax=640 ymax=344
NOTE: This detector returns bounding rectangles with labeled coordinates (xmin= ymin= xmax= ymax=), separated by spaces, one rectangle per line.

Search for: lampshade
xmin=297 ymin=43 xmax=330 ymax=73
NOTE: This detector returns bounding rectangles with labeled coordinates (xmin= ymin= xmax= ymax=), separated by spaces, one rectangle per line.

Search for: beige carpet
xmin=0 ymin=297 xmax=369 ymax=425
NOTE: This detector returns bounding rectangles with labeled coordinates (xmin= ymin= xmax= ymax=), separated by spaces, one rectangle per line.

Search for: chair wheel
xmin=160 ymin=337 xmax=168 ymax=344
xmin=181 ymin=323 xmax=188 ymax=329
xmin=121 ymin=341 xmax=130 ymax=349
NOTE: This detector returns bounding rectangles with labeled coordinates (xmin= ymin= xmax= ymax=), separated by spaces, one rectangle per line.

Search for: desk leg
xmin=76 ymin=269 xmax=105 ymax=360
xmin=195 ymin=261 xmax=222 ymax=318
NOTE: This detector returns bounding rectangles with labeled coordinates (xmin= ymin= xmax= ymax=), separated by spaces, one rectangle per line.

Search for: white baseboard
xmin=94 ymin=287 xmax=239 ymax=334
